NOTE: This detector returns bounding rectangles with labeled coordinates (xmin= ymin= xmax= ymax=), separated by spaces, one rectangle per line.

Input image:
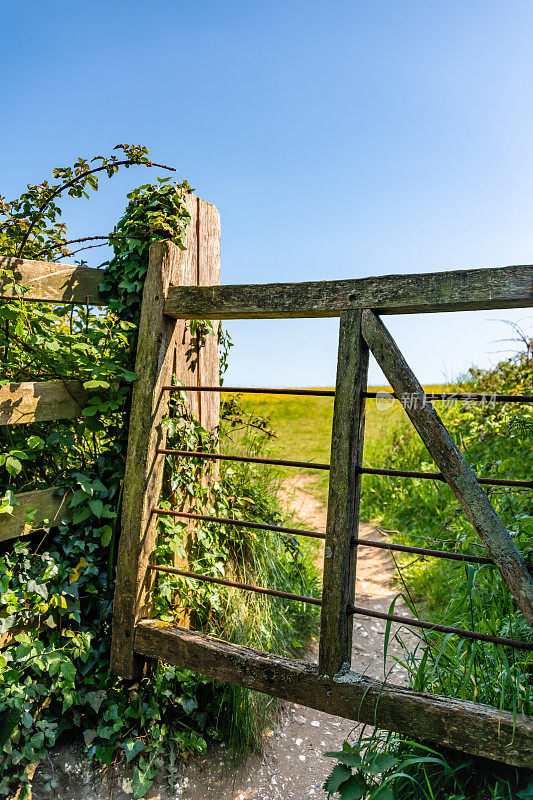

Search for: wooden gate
xmin=111 ymin=198 xmax=533 ymax=767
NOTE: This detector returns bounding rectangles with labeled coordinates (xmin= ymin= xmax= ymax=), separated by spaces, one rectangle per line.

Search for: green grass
xmin=235 ymin=386 xmax=442 ymax=503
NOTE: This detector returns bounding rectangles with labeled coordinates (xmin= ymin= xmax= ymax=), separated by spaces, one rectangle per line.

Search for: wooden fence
xmin=2 ymin=196 xmax=533 ymax=767
xmin=0 ymin=193 xmax=219 ymax=547
xmin=111 ymin=213 xmax=533 ymax=769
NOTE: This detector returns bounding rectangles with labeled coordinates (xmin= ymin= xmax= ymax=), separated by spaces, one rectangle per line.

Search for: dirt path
xmin=32 ymin=476 xmax=414 ymax=800
xmin=169 ymin=476 xmax=414 ymax=800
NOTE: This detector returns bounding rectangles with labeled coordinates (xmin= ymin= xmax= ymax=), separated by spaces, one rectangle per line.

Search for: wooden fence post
xmin=319 ymin=310 xmax=369 ymax=676
xmin=110 ymin=196 xmax=220 ymax=679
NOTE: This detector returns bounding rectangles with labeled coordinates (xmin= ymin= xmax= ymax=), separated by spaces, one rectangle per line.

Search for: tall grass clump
xmin=323 ymin=732 xmax=532 ymax=799
xmin=153 ymin=391 xmax=320 ymax=752
xmin=360 ymin=332 xmax=533 ymax=713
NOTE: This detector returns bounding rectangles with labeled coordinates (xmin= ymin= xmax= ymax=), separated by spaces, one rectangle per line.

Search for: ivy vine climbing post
xmin=111 ymin=195 xmax=220 ymax=680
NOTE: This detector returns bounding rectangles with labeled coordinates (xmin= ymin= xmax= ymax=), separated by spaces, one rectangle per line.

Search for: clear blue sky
xmin=2 ymin=1 xmax=532 ymax=386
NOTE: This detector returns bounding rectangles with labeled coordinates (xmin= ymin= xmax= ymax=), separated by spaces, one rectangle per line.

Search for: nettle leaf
xmin=72 ymin=507 xmax=91 ymax=524
xmin=88 ymin=499 xmax=104 ymax=518
xmin=323 ymin=764 xmax=352 ymax=795
xmin=83 ymin=380 xmax=110 ymax=389
xmin=338 ymin=776 xmax=367 ymax=800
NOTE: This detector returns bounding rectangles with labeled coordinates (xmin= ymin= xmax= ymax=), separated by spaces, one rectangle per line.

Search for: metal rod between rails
xmin=350 ymin=538 xmax=494 ymax=565
xmin=358 ymin=466 xmax=533 ymax=489
xmin=347 ymin=604 xmax=533 ymax=651
xmin=152 ymin=508 xmax=327 ymax=540
xmin=161 ymin=385 xmax=533 ymax=403
xmin=365 ymin=391 xmax=533 ymax=403
xmin=147 ymin=564 xmax=322 ymax=606
xmin=156 ymin=449 xmax=330 ymax=470
xmin=153 ymin=509 xmax=495 ymax=565
xmin=162 ymin=385 xmax=335 ymax=397
xmin=148 ymin=565 xmax=532 ymax=650
xmin=156 ymin=449 xmax=531 ymax=488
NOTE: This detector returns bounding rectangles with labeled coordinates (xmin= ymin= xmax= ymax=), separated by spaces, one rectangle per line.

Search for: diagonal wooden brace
xmin=361 ymin=309 xmax=533 ymax=629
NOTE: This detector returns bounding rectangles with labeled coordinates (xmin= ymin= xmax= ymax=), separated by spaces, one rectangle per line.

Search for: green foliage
xmin=324 ymin=341 xmax=533 ymax=800
xmin=323 ymin=734 xmax=531 ymax=799
xmin=360 ymin=342 xmax=533 ymax=712
xmin=0 ymin=149 xmax=317 ymax=796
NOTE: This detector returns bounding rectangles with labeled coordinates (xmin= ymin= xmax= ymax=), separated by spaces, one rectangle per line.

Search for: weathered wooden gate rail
xmin=0 ymin=255 xmax=108 ymax=543
xmin=110 ymin=231 xmax=533 ymax=768
xmin=4 ymin=241 xmax=532 ymax=765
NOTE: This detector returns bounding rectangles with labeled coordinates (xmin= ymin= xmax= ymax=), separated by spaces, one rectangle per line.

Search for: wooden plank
xmin=0 ymin=380 xmax=86 ymax=425
xmin=164 ymin=264 xmax=533 ymax=319
xmin=0 ymin=487 xmax=72 ymax=543
xmin=110 ymin=240 xmax=184 ymax=679
xmin=196 ymin=198 xmax=221 ymax=434
xmin=361 ymin=309 xmax=533 ymax=628
xmin=319 ymin=311 xmax=368 ymax=675
xmin=169 ymin=196 xmax=221 ymax=622
xmin=0 ymin=256 xmax=105 ymax=304
xmin=134 ymin=621 xmax=533 ymax=767
xmin=111 ymin=195 xmax=221 ymax=678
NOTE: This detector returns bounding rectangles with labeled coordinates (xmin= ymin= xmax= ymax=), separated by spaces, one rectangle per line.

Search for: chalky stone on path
xmin=170 ymin=475 xmax=416 ymax=800
xmin=31 ymin=474 xmax=416 ymax=800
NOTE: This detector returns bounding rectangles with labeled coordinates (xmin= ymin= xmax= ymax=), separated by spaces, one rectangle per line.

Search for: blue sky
xmin=2 ymin=1 xmax=532 ymax=385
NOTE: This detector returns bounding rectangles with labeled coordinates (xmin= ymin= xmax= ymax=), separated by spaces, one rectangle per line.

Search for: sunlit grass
xmin=235 ymin=385 xmax=443 ymax=503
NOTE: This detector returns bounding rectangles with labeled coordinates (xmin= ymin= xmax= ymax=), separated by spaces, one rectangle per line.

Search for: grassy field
xmin=232 ymin=385 xmax=443 ymax=505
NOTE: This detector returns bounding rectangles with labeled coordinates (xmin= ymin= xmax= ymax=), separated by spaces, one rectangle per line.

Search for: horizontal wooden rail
xmin=0 ymin=380 xmax=87 ymax=425
xmin=0 ymin=486 xmax=72 ymax=543
xmin=134 ymin=622 xmax=533 ymax=766
xmin=0 ymin=256 xmax=106 ymax=304
xmin=164 ymin=264 xmax=533 ymax=319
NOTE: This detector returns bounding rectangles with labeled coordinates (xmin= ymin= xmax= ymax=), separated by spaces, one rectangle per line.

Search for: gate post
xmin=111 ymin=195 xmax=220 ymax=679
xmin=319 ymin=310 xmax=369 ymax=676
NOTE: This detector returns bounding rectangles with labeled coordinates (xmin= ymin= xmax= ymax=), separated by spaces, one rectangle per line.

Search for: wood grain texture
xmin=110 ymin=240 xmax=184 ymax=679
xmin=0 ymin=380 xmax=86 ymax=425
xmin=169 ymin=196 xmax=221 ymax=620
xmin=0 ymin=256 xmax=105 ymax=304
xmin=197 ymin=199 xmax=221 ymax=434
xmin=134 ymin=621 xmax=533 ymax=767
xmin=0 ymin=486 xmax=72 ymax=543
xmin=111 ymin=195 xmax=221 ymax=678
xmin=319 ymin=311 xmax=368 ymax=675
xmin=164 ymin=264 xmax=533 ymax=319
xmin=361 ymin=309 xmax=533 ymax=629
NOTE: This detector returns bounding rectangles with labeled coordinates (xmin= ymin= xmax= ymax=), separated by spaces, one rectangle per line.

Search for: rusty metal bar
xmin=153 ymin=509 xmax=499 ymax=564
xmin=358 ymin=466 xmax=533 ymax=489
xmin=346 ymin=605 xmax=533 ymax=651
xmin=156 ymin=449 xmax=330 ymax=470
xmin=148 ymin=566 xmax=532 ymax=649
xmin=163 ymin=385 xmax=335 ymax=397
xmin=152 ymin=508 xmax=327 ymax=540
xmin=364 ymin=391 xmax=533 ymax=403
xmin=147 ymin=564 xmax=322 ymax=606
xmin=163 ymin=385 xmax=533 ymax=403
xmin=157 ymin=451 xmax=530 ymax=488
xmin=352 ymin=538 xmax=494 ymax=566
